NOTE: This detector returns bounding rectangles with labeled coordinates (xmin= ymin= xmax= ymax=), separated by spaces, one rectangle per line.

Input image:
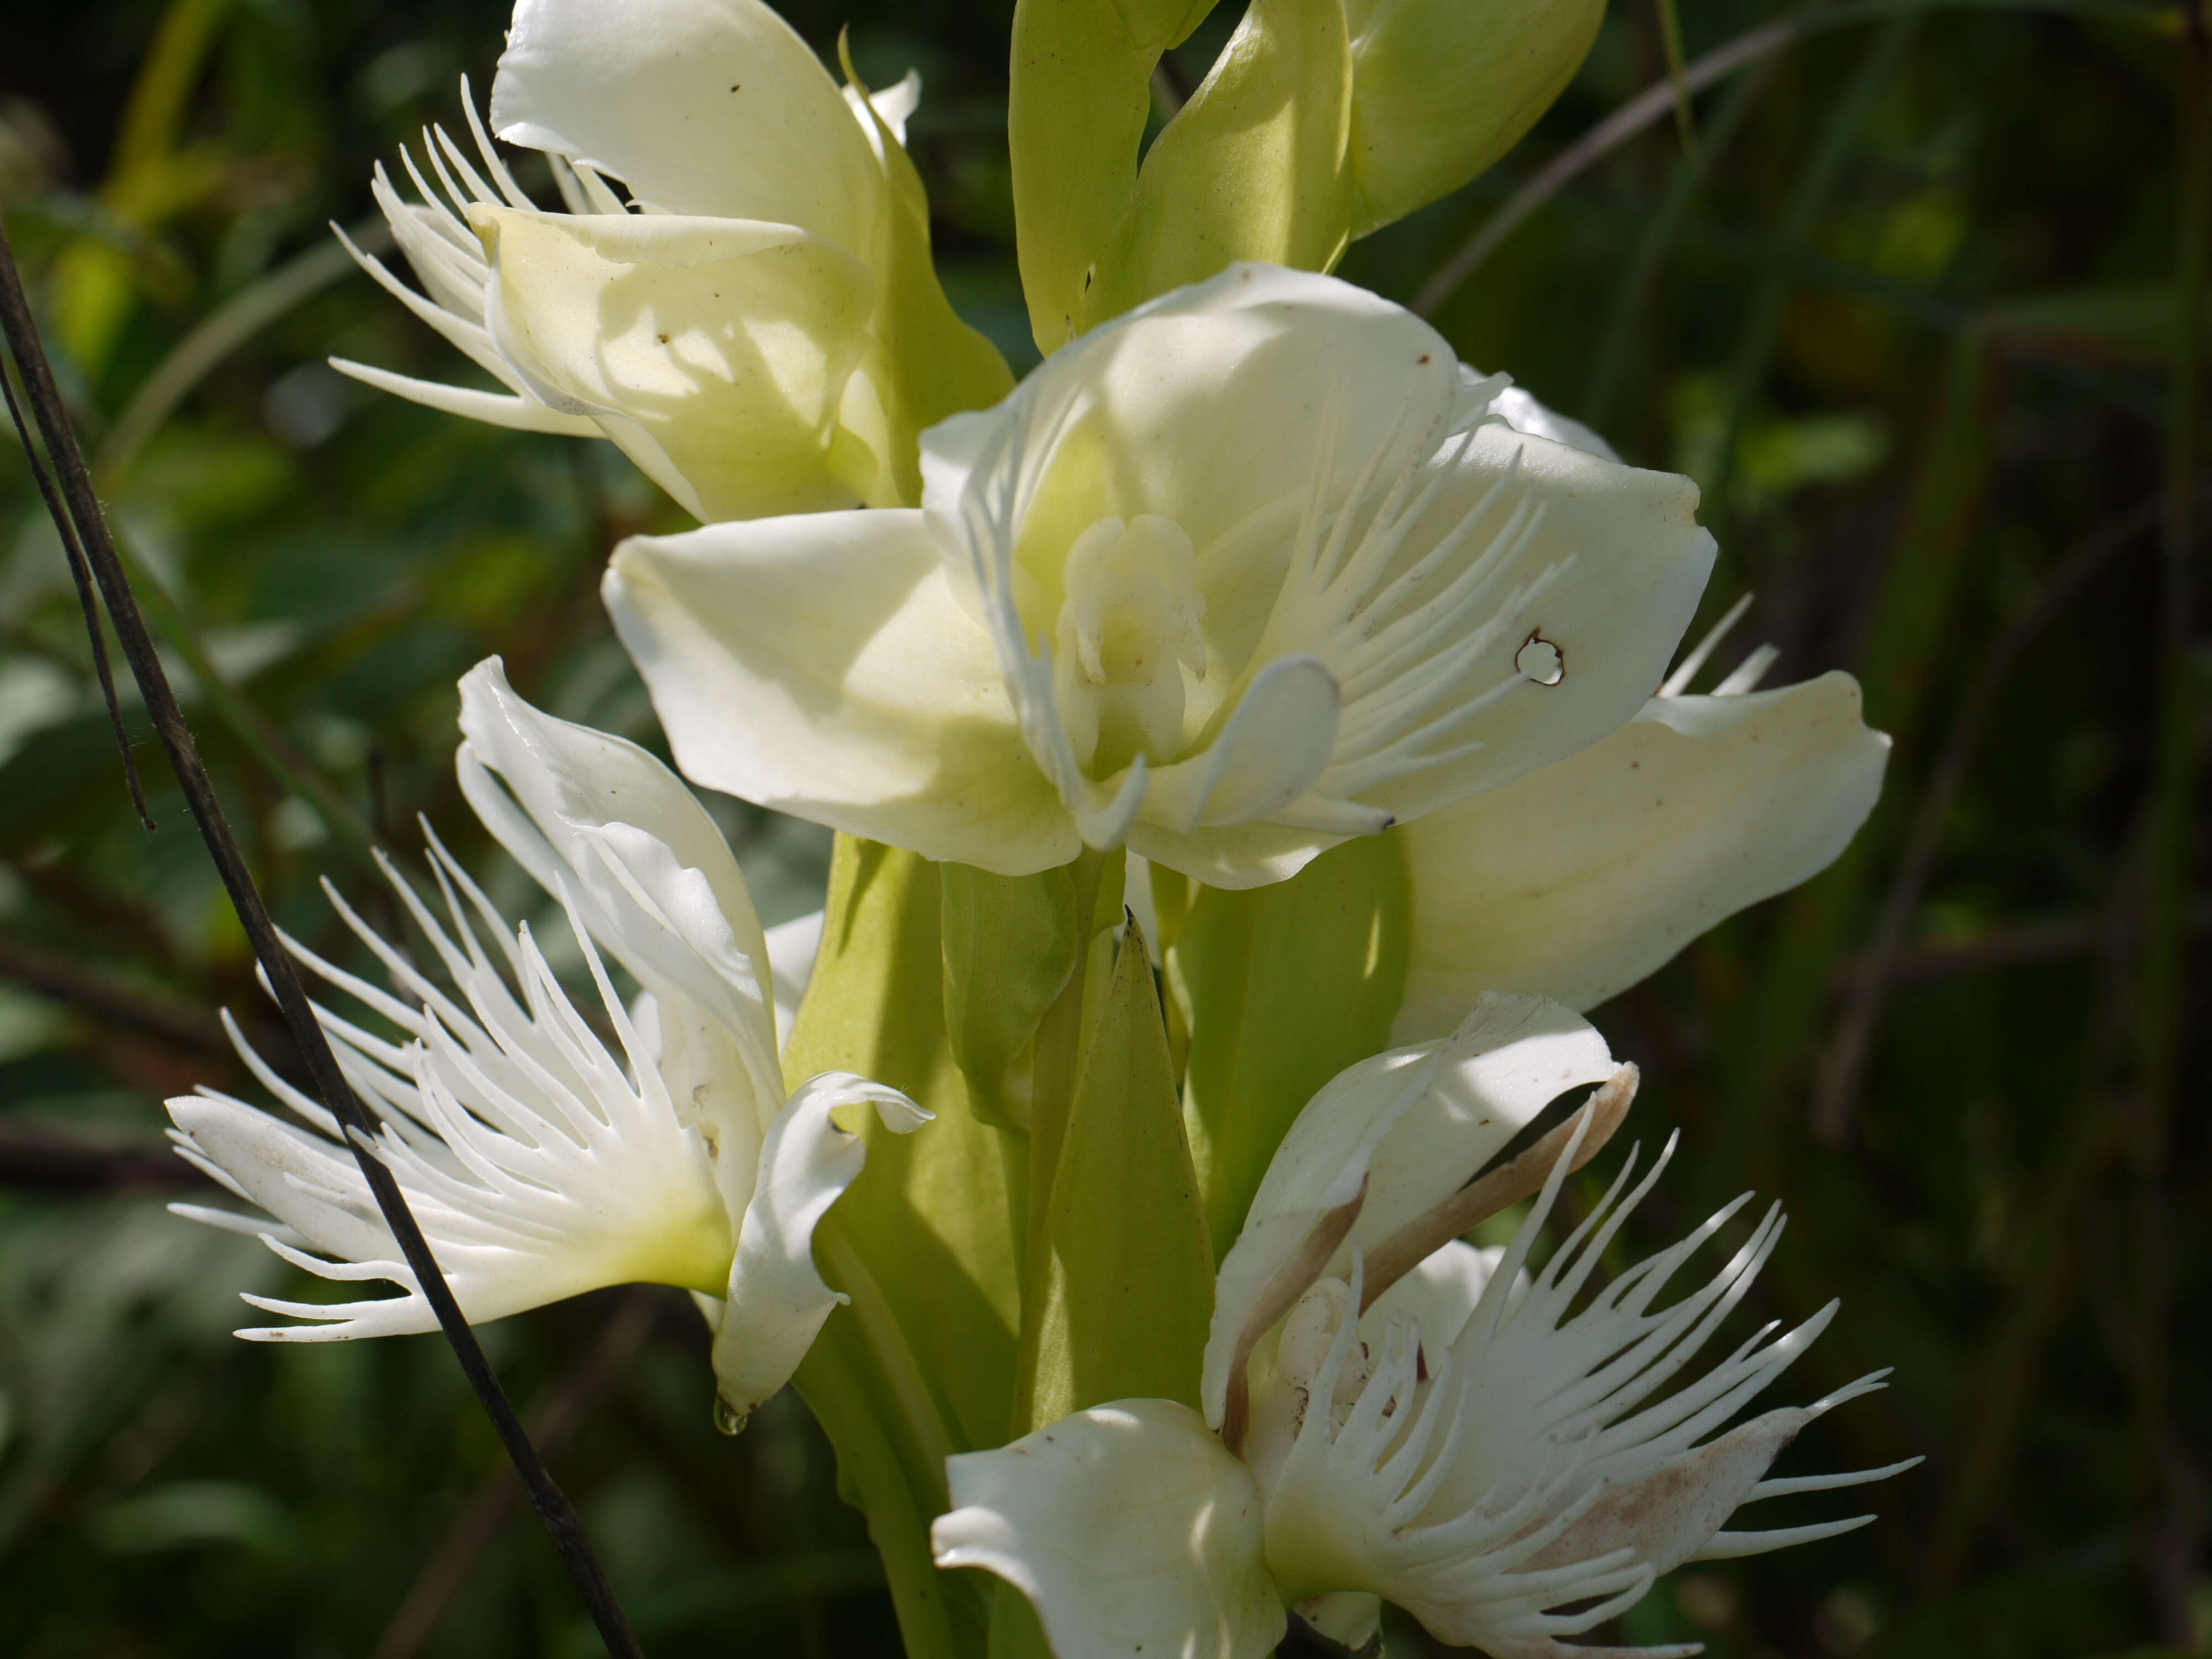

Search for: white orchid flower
xmin=1394 ymin=586 xmax=1891 ymax=1039
xmin=166 ymin=659 xmax=923 ymax=1425
xmin=333 ymin=0 xmax=1009 ymax=521
xmin=932 ymin=993 xmax=1913 ymax=1658
xmin=606 ymin=264 xmax=1718 ymax=888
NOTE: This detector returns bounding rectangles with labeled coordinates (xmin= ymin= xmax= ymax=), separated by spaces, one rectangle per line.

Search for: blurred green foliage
xmin=0 ymin=0 xmax=2204 ymax=1654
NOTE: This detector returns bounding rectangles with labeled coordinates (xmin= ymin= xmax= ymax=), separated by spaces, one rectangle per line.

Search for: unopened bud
xmin=1347 ymin=0 xmax=1605 ymax=236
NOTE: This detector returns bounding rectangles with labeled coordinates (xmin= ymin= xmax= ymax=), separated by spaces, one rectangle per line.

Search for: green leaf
xmin=1170 ymin=832 xmax=1410 ymax=1257
xmin=1340 ymin=0 xmax=1605 ymax=237
xmin=940 ymin=860 xmax=1085 ymax=1131
xmin=1015 ymin=924 xmax=1214 ymax=1434
xmin=1021 ymin=848 xmax=1124 ymax=1277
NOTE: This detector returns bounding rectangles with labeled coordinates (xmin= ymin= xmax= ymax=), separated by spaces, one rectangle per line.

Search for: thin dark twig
xmin=1413 ymin=13 xmax=1806 ymax=314
xmin=1812 ymin=491 xmax=2171 ymax=1142
xmin=0 ymin=359 xmax=152 ymax=829
xmin=0 ymin=216 xmax=642 ymax=1659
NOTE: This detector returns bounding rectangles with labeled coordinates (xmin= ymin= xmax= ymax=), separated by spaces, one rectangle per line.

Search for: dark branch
xmin=0 ymin=1119 xmax=209 ymax=1192
xmin=0 ymin=359 xmax=152 ymax=828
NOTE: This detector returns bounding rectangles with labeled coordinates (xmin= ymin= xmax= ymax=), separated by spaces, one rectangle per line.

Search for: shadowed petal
xmin=933 ymin=1399 xmax=1287 ymax=1659
xmin=1394 ymin=673 xmax=1889 ymax=1038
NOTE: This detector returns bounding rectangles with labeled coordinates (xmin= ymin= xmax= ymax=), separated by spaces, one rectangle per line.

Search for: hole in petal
xmin=1515 ymin=630 xmax=1565 ymax=686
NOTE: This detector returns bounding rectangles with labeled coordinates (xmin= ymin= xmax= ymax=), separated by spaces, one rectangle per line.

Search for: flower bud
xmin=1344 ymin=0 xmax=1606 ymax=236
xmin=1029 ymin=0 xmax=1604 ymax=338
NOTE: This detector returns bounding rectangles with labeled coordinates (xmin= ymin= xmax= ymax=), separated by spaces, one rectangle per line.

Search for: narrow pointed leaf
xmin=1018 ymin=926 xmax=1214 ymax=1433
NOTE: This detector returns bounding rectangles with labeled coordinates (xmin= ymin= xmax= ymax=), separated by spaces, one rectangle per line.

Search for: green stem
xmin=794 ymin=1310 xmax=973 ymax=1659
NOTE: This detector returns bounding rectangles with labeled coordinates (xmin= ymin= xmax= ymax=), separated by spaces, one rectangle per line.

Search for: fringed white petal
xmin=1202 ymin=1042 xmax=1440 ymax=1430
xmin=335 ymin=84 xmax=607 ymax=437
xmin=1369 ymin=1143 xmax=1891 ymax=1649
xmin=911 ymin=263 xmax=1714 ymax=886
xmin=921 ymin=264 xmax=1452 ymax=882
xmin=1363 ymin=1239 xmax=1505 ymax=1355
xmin=166 ymin=878 xmax=732 ymax=1341
xmin=490 ymin=0 xmax=885 ymax=246
xmin=1202 ymin=992 xmax=1610 ymax=1428
xmin=469 ymin=206 xmax=883 ymax=520
xmin=1254 ymin=1259 xmax=1661 ymax=1645
xmin=1220 ymin=1082 xmax=1906 ymax=1654
xmin=457 ymin=657 xmax=802 ymax=1223
xmin=327 ymin=359 xmax=600 ymax=434
xmin=1354 ymin=993 xmax=1616 ymax=1248
xmin=1265 ymin=419 xmax=1716 ymax=828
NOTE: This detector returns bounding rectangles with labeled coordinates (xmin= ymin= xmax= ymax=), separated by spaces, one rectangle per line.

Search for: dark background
xmin=0 ymin=0 xmax=2204 ymax=1653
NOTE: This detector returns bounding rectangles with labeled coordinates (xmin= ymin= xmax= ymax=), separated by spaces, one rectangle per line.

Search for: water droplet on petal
xmin=712 ymin=1395 xmax=749 ymax=1437
xmin=1515 ymin=632 xmax=1565 ymax=686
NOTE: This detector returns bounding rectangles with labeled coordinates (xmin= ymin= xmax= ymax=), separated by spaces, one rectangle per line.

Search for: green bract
xmin=938 ymin=860 xmax=1085 ymax=1132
